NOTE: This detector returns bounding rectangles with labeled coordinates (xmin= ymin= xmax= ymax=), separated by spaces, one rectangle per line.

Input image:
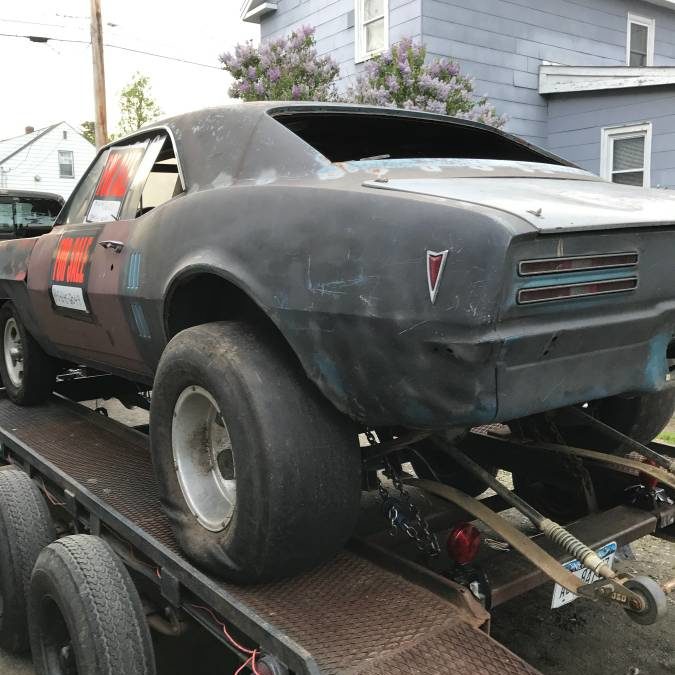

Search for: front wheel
xmin=0 ymin=303 xmax=57 ymax=405
xmin=150 ymin=321 xmax=362 ymax=583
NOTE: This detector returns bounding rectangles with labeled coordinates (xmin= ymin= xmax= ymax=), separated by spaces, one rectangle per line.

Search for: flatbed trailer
xmin=0 ymin=388 xmax=673 ymax=674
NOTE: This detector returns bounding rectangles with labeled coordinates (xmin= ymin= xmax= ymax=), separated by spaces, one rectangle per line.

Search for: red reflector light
xmin=517 ymin=277 xmax=637 ymax=305
xmin=447 ymin=523 xmax=481 ymax=565
xmin=519 ymin=252 xmax=638 ymax=276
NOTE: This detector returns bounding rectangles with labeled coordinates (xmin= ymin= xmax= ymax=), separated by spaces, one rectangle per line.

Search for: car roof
xmin=0 ymin=189 xmax=64 ymax=204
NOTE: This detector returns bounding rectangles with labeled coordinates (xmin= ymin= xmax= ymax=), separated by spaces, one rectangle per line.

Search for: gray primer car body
xmin=0 ymin=102 xmax=674 ymax=430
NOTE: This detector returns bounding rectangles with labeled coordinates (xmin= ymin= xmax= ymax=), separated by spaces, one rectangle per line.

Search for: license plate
xmin=551 ymin=541 xmax=617 ymax=609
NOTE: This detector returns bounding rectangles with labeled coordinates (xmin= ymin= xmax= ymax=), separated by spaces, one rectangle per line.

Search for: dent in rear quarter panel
xmin=494 ymin=228 xmax=675 ymax=420
xmin=241 ymin=184 xmax=519 ymax=429
xmin=147 ymin=177 xmax=518 ymax=429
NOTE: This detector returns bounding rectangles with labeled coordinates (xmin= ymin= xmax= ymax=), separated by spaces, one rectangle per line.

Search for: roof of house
xmin=0 ymin=122 xmax=70 ymax=166
xmin=240 ymin=0 xmax=277 ymax=22
xmin=539 ymin=65 xmax=675 ymax=95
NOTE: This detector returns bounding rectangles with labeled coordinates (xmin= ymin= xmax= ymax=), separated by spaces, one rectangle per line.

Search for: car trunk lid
xmin=360 ymin=162 xmax=675 ymax=232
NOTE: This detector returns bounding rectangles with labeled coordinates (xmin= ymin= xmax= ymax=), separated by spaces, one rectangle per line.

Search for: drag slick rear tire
xmin=511 ymin=390 xmax=675 ymax=519
xmin=150 ymin=321 xmax=362 ymax=583
xmin=0 ymin=303 xmax=57 ymax=405
xmin=516 ymin=390 xmax=675 ymax=453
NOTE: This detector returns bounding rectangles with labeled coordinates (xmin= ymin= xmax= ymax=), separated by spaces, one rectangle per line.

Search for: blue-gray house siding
xmin=261 ymin=0 xmax=423 ymax=83
xmin=548 ymin=86 xmax=675 ymax=188
xmin=254 ymin=0 xmax=675 ymax=187
xmin=422 ymin=0 xmax=675 ymax=144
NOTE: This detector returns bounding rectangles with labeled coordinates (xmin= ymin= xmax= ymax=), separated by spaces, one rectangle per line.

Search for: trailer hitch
xmin=413 ymin=441 xmax=670 ymax=624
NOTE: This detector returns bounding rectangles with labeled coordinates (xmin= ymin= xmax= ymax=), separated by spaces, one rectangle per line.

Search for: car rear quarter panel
xmin=137 ymin=180 xmax=518 ymax=428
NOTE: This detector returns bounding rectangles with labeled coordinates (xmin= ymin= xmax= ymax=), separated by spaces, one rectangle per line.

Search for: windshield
xmin=0 ymin=197 xmax=62 ymax=237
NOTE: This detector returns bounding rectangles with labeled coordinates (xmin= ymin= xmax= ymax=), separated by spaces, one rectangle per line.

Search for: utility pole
xmin=90 ymin=0 xmax=108 ymax=147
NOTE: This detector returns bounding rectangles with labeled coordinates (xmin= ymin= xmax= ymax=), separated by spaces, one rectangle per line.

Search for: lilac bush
xmin=347 ymin=38 xmax=505 ymax=127
xmin=220 ymin=25 xmax=340 ymax=102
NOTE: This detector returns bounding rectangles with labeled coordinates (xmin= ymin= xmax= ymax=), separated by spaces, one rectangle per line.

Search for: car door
xmin=27 ymin=133 xmax=173 ymax=376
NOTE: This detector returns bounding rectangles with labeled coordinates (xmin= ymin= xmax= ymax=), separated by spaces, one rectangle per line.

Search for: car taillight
xmin=517 ymin=277 xmax=637 ymax=305
xmin=519 ymin=252 xmax=637 ymax=276
xmin=447 ymin=523 xmax=481 ymax=565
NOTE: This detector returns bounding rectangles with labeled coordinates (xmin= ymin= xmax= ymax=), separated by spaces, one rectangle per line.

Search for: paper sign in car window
xmin=87 ymin=146 xmax=145 ymax=223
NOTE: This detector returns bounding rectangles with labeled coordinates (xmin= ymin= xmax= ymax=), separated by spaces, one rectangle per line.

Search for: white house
xmin=0 ymin=122 xmax=96 ymax=199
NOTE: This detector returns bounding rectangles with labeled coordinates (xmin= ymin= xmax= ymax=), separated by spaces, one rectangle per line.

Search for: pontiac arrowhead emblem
xmin=426 ymin=250 xmax=448 ymax=304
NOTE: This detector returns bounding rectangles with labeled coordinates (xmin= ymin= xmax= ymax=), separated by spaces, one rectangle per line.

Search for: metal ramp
xmin=0 ymin=396 xmax=542 ymax=674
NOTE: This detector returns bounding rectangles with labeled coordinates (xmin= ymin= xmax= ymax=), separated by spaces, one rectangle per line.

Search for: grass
xmin=656 ymin=430 xmax=675 ymax=445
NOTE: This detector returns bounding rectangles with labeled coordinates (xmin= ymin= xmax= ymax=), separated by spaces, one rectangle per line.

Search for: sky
xmin=0 ymin=1 xmax=260 ymax=140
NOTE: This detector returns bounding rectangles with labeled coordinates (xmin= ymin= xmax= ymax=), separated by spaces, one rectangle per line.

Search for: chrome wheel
xmin=172 ymin=386 xmax=236 ymax=532
xmin=3 ymin=318 xmax=23 ymax=388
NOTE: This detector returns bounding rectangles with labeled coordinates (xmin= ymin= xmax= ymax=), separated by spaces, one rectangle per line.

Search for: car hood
xmin=360 ymin=162 xmax=675 ymax=232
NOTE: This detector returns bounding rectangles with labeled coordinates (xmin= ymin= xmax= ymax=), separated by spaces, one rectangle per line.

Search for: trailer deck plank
xmin=0 ymin=396 xmax=541 ymax=674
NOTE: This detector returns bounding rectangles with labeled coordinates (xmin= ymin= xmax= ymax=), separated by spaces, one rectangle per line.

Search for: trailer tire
xmin=0 ymin=303 xmax=57 ymax=405
xmin=28 ymin=535 xmax=156 ymax=675
xmin=0 ymin=468 xmax=55 ymax=653
xmin=150 ymin=321 xmax=362 ymax=583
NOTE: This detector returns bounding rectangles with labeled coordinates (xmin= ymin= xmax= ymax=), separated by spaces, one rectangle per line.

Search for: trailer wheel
xmin=0 ymin=303 xmax=57 ymax=405
xmin=0 ymin=468 xmax=55 ymax=653
xmin=28 ymin=535 xmax=156 ymax=675
xmin=623 ymin=576 xmax=668 ymax=626
xmin=150 ymin=321 xmax=361 ymax=583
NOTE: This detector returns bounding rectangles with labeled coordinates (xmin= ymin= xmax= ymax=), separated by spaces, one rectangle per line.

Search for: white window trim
xmin=58 ymin=150 xmax=75 ymax=179
xmin=626 ymin=13 xmax=655 ymax=66
xmin=355 ymin=0 xmax=389 ymax=63
xmin=600 ymin=122 xmax=652 ymax=187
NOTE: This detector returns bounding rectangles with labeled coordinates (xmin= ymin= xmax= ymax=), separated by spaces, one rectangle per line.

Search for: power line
xmin=0 ymin=32 xmax=223 ymax=70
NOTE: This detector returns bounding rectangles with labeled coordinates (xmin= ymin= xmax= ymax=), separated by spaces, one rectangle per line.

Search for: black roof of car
xmin=0 ymin=189 xmax=65 ymax=205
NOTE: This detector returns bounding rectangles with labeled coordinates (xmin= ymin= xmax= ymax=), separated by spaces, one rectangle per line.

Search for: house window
xmin=627 ymin=14 xmax=655 ymax=66
xmin=355 ymin=0 xmax=388 ymax=62
xmin=601 ymin=123 xmax=652 ymax=187
xmin=58 ymin=150 xmax=74 ymax=178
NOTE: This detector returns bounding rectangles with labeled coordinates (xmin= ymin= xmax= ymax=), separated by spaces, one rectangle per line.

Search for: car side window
xmin=86 ymin=141 xmax=149 ymax=223
xmin=135 ymin=137 xmax=183 ymax=217
xmin=122 ymin=134 xmax=184 ymax=220
xmin=59 ymin=150 xmax=110 ymax=225
xmin=57 ymin=130 xmax=184 ymax=226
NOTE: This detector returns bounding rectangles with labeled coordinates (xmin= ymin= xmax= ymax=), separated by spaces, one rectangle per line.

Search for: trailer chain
xmin=371 ymin=438 xmax=440 ymax=557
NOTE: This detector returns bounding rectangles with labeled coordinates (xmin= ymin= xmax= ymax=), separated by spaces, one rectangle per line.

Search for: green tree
xmin=117 ymin=73 xmax=162 ymax=136
xmin=80 ymin=121 xmax=96 ymax=145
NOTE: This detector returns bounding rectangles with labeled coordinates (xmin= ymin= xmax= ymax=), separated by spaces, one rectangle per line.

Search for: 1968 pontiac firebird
xmin=0 ymin=102 xmax=673 ymax=582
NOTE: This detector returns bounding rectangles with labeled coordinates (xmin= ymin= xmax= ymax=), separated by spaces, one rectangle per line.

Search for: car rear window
xmin=270 ymin=109 xmax=565 ymax=165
